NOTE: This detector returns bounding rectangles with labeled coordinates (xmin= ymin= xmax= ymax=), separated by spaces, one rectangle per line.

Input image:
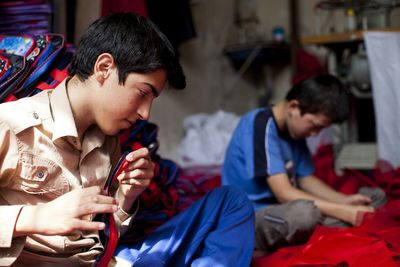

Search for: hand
xmin=117 ymin=147 xmax=155 ymax=202
xmin=342 ymin=194 xmax=372 ymax=206
xmin=346 ymin=205 xmax=375 ymax=226
xmin=15 ymin=186 xmax=118 ymax=236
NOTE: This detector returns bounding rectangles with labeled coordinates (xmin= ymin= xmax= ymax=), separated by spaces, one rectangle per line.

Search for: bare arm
xmin=267 ymin=173 xmax=374 ymax=225
xmin=299 ymin=175 xmax=372 ymax=205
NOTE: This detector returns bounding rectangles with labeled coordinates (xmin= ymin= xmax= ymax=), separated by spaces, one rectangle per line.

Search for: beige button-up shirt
xmin=0 ymin=80 xmax=129 ymax=266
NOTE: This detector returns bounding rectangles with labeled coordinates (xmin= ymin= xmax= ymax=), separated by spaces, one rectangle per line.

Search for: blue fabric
xmin=222 ymin=107 xmax=314 ymax=211
xmin=115 ymin=186 xmax=255 ymax=267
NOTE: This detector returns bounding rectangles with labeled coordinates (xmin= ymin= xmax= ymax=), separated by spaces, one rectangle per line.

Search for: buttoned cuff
xmin=0 ymin=205 xmax=27 ymax=266
xmin=0 ymin=205 xmax=25 ymax=248
xmin=115 ymin=200 xmax=140 ymax=236
xmin=0 ymin=236 xmax=26 ymax=266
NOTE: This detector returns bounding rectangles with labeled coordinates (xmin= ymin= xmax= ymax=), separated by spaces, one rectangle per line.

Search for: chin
xmin=290 ymin=133 xmax=304 ymax=140
xmin=100 ymin=126 xmax=120 ymax=136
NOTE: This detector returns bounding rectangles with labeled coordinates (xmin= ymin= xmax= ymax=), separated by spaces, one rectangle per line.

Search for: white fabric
xmin=177 ymin=110 xmax=240 ymax=168
xmin=364 ymin=32 xmax=400 ymax=168
xmin=306 ymin=126 xmax=334 ymax=155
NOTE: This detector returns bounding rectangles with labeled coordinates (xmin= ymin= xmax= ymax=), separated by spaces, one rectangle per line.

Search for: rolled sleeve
xmin=0 ymin=205 xmax=24 ymax=248
xmin=0 ymin=205 xmax=27 ymax=266
xmin=116 ymin=200 xmax=140 ymax=237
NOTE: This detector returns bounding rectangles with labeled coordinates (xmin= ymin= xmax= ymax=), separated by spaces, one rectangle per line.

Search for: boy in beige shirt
xmin=0 ymin=13 xmax=255 ymax=266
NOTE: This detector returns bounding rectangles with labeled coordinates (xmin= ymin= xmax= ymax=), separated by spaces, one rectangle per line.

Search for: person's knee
xmin=286 ymin=200 xmax=321 ymax=230
xmin=284 ymin=200 xmax=321 ymax=245
xmin=254 ymin=200 xmax=321 ymax=251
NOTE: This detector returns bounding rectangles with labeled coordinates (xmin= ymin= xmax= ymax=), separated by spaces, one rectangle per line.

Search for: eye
xmin=138 ymin=89 xmax=149 ymax=97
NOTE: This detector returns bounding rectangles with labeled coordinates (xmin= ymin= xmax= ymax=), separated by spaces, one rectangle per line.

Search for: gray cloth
xmin=255 ymin=199 xmax=321 ymax=251
xmin=255 ymin=187 xmax=387 ymax=251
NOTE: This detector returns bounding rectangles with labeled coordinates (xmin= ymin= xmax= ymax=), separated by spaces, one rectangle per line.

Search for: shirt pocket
xmin=14 ymin=152 xmax=70 ymax=198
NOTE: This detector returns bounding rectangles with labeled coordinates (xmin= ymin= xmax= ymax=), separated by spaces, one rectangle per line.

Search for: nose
xmin=137 ymin=101 xmax=152 ymax=121
xmin=309 ymin=129 xmax=321 ymax=137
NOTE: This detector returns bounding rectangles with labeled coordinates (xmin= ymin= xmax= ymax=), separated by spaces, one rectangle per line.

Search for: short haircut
xmin=285 ymin=74 xmax=349 ymax=123
xmin=70 ymin=12 xmax=186 ymax=89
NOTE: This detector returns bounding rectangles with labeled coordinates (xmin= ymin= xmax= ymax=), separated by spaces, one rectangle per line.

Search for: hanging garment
xmin=364 ymin=32 xmax=400 ymax=170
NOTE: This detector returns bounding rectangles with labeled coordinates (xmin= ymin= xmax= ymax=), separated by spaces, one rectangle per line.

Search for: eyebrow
xmin=144 ymin=83 xmax=159 ymax=97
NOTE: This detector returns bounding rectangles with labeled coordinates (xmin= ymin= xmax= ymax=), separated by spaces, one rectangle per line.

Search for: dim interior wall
xmin=67 ymin=0 xmax=400 ymax=161
xmin=74 ymin=0 xmax=101 ymax=43
xmin=151 ymin=0 xmax=261 ymax=159
xmin=65 ymin=0 xmax=297 ymax=160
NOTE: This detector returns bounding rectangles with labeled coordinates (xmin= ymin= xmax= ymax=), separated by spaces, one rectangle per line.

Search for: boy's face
xmin=96 ymin=67 xmax=167 ymax=135
xmin=287 ymin=106 xmax=331 ymax=139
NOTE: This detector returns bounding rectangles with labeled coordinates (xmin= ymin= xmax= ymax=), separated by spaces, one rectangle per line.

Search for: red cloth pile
xmin=252 ymin=144 xmax=400 ymax=267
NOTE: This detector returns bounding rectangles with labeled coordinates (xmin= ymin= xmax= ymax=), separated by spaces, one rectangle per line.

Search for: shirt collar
xmin=50 ymin=79 xmax=80 ymax=145
xmin=50 ymin=78 xmax=107 ymax=152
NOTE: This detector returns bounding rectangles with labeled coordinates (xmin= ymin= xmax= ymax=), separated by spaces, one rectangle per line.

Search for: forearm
xmin=299 ymin=175 xmax=346 ymax=203
xmin=14 ymin=205 xmax=37 ymax=237
xmin=116 ymin=189 xmax=138 ymax=213
xmin=276 ymin=186 xmax=355 ymax=224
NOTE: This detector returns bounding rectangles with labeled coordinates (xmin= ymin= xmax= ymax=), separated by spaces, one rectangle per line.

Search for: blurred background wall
xmin=52 ymin=0 xmax=400 ymax=160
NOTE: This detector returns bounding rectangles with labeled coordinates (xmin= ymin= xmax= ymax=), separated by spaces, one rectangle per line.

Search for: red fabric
xmin=96 ymin=157 xmax=129 ymax=267
xmin=101 ymin=0 xmax=148 ymax=17
xmin=3 ymin=94 xmax=17 ymax=102
xmin=252 ymin=200 xmax=400 ymax=267
xmin=252 ymin=144 xmax=400 ymax=266
xmin=175 ymin=169 xmax=221 ymax=211
xmin=292 ymin=48 xmax=326 ymax=85
xmin=313 ymin=144 xmax=400 ymax=199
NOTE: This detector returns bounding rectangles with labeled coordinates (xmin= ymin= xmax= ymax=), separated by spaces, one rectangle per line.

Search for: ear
xmin=93 ymin=53 xmax=115 ymax=84
xmin=287 ymin=100 xmax=300 ymax=116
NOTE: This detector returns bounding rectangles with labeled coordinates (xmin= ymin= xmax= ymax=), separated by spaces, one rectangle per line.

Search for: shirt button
xmin=33 ymin=112 xmax=39 ymax=119
xmin=37 ymin=171 xmax=45 ymax=178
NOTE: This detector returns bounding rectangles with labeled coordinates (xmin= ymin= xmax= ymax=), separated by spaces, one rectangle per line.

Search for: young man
xmin=0 ymin=13 xmax=255 ymax=266
xmin=222 ymin=74 xmax=386 ymax=253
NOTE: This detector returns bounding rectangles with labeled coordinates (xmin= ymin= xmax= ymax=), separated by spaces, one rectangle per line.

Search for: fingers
xmin=118 ymin=150 xmax=155 ymax=185
xmin=365 ymin=206 xmax=375 ymax=212
xmin=72 ymin=219 xmax=106 ymax=231
xmin=120 ymin=178 xmax=151 ymax=186
xmin=70 ymin=186 xmax=118 ymax=217
xmin=125 ymin=148 xmax=151 ymax=163
xmin=346 ymin=194 xmax=372 ymax=206
xmin=362 ymin=195 xmax=372 ymax=204
xmin=84 ymin=193 xmax=118 ymax=205
xmin=125 ymin=157 xmax=154 ymax=171
xmin=78 ymin=202 xmax=118 ymax=216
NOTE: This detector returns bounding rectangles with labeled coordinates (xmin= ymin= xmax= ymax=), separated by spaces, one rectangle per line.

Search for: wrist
xmin=116 ymin=188 xmax=138 ymax=213
xmin=116 ymin=200 xmax=140 ymax=222
xmin=14 ymin=205 xmax=36 ymax=236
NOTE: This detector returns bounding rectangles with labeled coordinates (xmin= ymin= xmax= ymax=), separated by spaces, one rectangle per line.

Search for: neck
xmin=66 ymin=76 xmax=94 ymax=138
xmin=271 ymin=100 xmax=288 ymax=133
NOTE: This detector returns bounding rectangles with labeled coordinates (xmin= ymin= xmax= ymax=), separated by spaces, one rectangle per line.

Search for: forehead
xmin=304 ymin=113 xmax=331 ymax=126
xmin=125 ymin=69 xmax=167 ymax=92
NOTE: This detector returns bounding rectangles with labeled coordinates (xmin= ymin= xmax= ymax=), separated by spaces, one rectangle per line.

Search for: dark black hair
xmin=285 ymin=74 xmax=349 ymax=123
xmin=70 ymin=12 xmax=186 ymax=89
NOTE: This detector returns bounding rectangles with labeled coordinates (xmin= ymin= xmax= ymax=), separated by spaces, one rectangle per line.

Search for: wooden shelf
xmin=223 ymin=42 xmax=291 ymax=70
xmin=301 ymin=27 xmax=400 ymax=45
